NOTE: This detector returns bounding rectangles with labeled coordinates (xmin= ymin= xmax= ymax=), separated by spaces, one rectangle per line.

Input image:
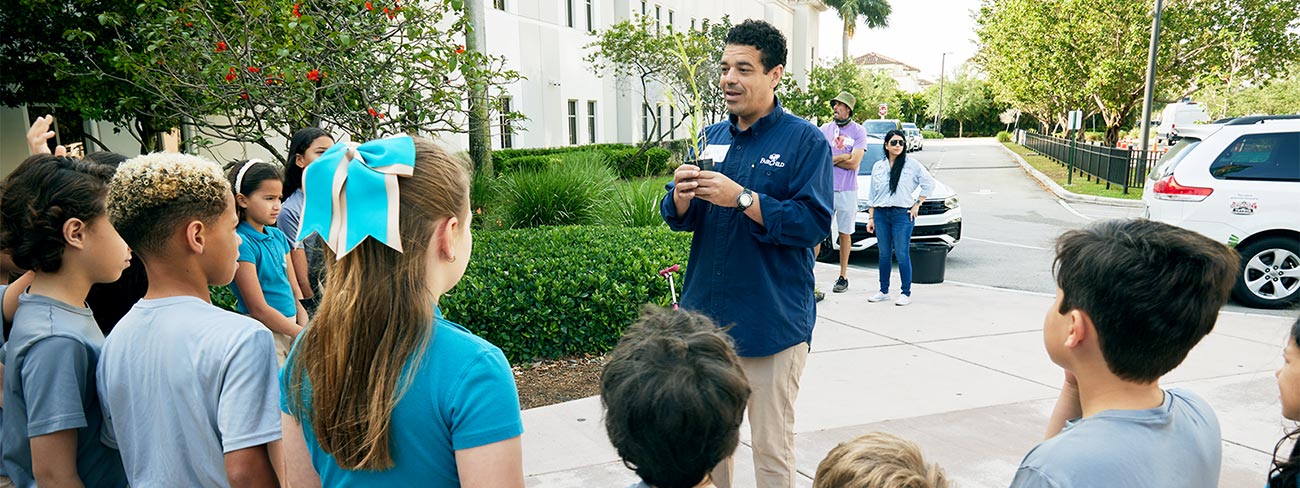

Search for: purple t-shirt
xmin=820 ymin=121 xmax=868 ymax=191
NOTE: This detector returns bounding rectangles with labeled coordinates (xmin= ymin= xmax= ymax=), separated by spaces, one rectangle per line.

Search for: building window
xmin=667 ymin=9 xmax=674 ymax=30
xmin=640 ymin=1 xmax=646 ymax=16
xmin=691 ymin=18 xmax=696 ymax=30
xmin=642 ymin=104 xmax=652 ymax=141
xmin=669 ymin=106 xmax=677 ymax=139
xmin=567 ymin=99 xmax=579 ymax=145
xmin=587 ymin=100 xmax=597 ymax=143
xmin=493 ymin=0 xmax=505 ymax=10
xmin=499 ymin=96 xmax=513 ymax=149
xmin=656 ymin=105 xmax=663 ymax=139
xmin=566 ymin=0 xmax=574 ymax=28
xmin=586 ymin=0 xmax=594 ymax=32
xmin=654 ymin=4 xmax=661 ymax=31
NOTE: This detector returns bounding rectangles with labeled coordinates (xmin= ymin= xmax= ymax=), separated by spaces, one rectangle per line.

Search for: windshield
xmin=863 ymin=120 xmax=897 ymax=135
xmin=1149 ymin=138 xmax=1201 ymax=180
xmin=858 ymin=142 xmax=887 ymax=175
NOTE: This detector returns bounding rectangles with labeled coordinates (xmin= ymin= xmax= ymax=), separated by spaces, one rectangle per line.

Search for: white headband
xmin=234 ymin=158 xmax=264 ymax=194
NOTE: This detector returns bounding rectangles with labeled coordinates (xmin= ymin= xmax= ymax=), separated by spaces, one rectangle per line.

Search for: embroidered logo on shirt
xmin=759 ymin=153 xmax=785 ymax=168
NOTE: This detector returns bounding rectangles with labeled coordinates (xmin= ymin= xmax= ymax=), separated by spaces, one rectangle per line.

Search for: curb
xmin=997 ymin=143 xmax=1144 ymax=209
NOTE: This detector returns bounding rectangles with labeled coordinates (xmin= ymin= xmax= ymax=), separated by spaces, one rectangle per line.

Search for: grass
xmin=1002 ymin=142 xmax=1144 ymax=200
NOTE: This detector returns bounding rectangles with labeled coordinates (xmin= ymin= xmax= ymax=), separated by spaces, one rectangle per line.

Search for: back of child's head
xmin=284 ymin=127 xmax=334 ymax=197
xmin=107 ymin=152 xmax=230 ymax=258
xmin=601 ymin=306 xmax=750 ymax=488
xmin=814 ymin=432 xmax=948 ymax=488
xmin=283 ymin=135 xmax=470 ymax=471
xmin=224 ymin=159 xmax=283 ymax=219
xmin=83 ymin=151 xmax=128 ymax=168
xmin=0 ymin=154 xmax=116 ymax=272
xmin=1054 ymin=219 xmax=1239 ymax=382
xmin=1271 ymin=316 xmax=1300 ymax=487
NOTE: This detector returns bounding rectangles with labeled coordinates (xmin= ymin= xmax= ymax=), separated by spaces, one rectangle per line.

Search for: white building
xmin=0 ymin=0 xmax=825 ymax=175
xmin=854 ymin=52 xmax=933 ymax=93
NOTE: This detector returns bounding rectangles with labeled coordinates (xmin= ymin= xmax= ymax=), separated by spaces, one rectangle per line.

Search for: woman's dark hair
xmin=0 ymin=154 xmax=115 ymax=273
xmin=284 ymin=127 xmax=333 ymax=199
xmin=224 ymin=160 xmax=283 ymax=221
xmin=602 ymin=306 xmax=751 ymax=488
xmin=885 ymin=129 xmax=908 ymax=194
xmin=724 ymin=19 xmax=787 ymax=72
xmin=83 ymin=151 xmax=128 ymax=168
xmin=1270 ymin=316 xmax=1300 ymax=487
xmin=82 ymin=151 xmax=146 ymax=335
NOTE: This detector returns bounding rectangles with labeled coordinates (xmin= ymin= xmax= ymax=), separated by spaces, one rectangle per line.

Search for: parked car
xmin=1156 ymin=101 xmax=1210 ymax=145
xmin=862 ymin=119 xmax=902 ymax=139
xmin=905 ymin=128 xmax=924 ymax=152
xmin=817 ymin=135 xmax=962 ymax=262
xmin=1142 ymin=115 xmax=1300 ymax=309
xmin=902 ymin=122 xmax=919 ymax=131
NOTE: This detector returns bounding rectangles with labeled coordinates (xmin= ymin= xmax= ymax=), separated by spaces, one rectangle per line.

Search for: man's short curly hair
xmin=814 ymin=432 xmax=949 ymax=488
xmin=0 ymin=155 xmax=116 ymax=272
xmin=107 ymin=152 xmax=230 ymax=257
xmin=725 ymin=19 xmax=787 ymax=72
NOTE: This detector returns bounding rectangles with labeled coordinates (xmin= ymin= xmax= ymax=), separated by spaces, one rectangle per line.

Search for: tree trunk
xmin=958 ymin=119 xmax=963 ymax=138
xmin=465 ymin=0 xmax=493 ymax=176
xmin=842 ymin=20 xmax=850 ymax=59
xmin=1104 ymin=125 xmax=1122 ymax=148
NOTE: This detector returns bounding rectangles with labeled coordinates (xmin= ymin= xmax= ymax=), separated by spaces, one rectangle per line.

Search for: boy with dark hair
xmin=602 ymin=306 xmax=751 ymax=488
xmin=98 ymin=153 xmax=281 ymax=487
xmin=1011 ymin=219 xmax=1240 ymax=487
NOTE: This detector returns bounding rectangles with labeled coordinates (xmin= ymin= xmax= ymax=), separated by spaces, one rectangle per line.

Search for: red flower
xmin=456 ymin=45 xmax=465 ymax=54
xmin=365 ymin=1 xmax=373 ymax=10
xmin=383 ymin=6 xmax=393 ymax=19
xmin=224 ymin=67 xmax=237 ymax=82
xmin=378 ymin=113 xmax=386 ymax=119
xmin=266 ymin=78 xmax=275 ymax=85
xmin=185 ymin=22 xmax=192 ymax=27
xmin=368 ymin=108 xmax=379 ymax=117
xmin=306 ymin=69 xmax=321 ymax=82
xmin=240 ymin=92 xmax=249 ymax=100
xmin=247 ymin=66 xmax=260 ymax=73
xmin=216 ymin=41 xmax=227 ymax=52
xmin=293 ymin=3 xmax=301 ymax=18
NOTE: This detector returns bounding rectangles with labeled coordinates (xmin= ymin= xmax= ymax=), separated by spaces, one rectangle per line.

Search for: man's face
xmin=832 ymin=101 xmax=851 ymax=120
xmin=720 ymin=44 xmax=782 ymax=120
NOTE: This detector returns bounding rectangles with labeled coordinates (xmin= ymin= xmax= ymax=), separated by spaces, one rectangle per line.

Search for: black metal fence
xmin=1021 ymin=132 xmax=1162 ymax=193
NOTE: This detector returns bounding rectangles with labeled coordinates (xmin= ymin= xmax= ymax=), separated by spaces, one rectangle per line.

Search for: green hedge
xmin=996 ymin=131 xmax=1011 ymax=142
xmin=493 ymin=143 xmax=672 ymax=179
xmin=606 ymin=147 xmax=672 ymax=179
xmin=922 ymin=130 xmax=945 ymax=139
xmin=497 ymin=155 xmax=560 ymax=174
xmin=441 ymin=225 xmax=692 ymax=363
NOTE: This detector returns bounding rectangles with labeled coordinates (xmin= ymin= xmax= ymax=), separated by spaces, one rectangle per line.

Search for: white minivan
xmin=1156 ymin=102 xmax=1210 ymax=144
xmin=1142 ymin=115 xmax=1300 ymax=309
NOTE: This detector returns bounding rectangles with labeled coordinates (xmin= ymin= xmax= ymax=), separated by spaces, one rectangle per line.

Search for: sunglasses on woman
xmin=888 ymin=139 xmax=906 ymax=147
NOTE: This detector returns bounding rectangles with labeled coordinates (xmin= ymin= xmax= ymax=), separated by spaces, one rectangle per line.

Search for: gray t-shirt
xmin=1009 ymin=388 xmax=1221 ymax=488
xmin=97 ymin=296 xmax=281 ymax=487
xmin=1 ymin=293 xmax=126 ymax=488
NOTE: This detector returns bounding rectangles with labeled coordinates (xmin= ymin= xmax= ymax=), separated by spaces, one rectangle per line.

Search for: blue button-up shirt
xmin=865 ymin=156 xmax=936 ymax=208
xmin=660 ymin=98 xmax=833 ymax=357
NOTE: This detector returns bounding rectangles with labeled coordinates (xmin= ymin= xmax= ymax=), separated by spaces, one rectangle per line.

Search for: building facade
xmin=854 ymin=52 xmax=933 ymax=93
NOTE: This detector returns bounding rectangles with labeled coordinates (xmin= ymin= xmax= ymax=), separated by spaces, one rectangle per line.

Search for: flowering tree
xmin=82 ymin=0 xmax=520 ymax=163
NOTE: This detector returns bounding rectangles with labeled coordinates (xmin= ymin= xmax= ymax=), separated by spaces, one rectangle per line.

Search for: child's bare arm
xmin=224 ymin=444 xmax=279 ymax=488
xmin=30 ymin=430 xmax=83 ymax=488
xmin=233 ymin=262 xmax=302 ymax=337
xmin=455 ymin=437 xmax=524 ymax=488
xmin=284 ymin=256 xmax=309 ymax=328
xmin=279 ymin=414 xmax=322 ymax=488
xmin=1044 ymin=371 xmax=1082 ymax=439
xmin=289 ymin=249 xmax=313 ymax=300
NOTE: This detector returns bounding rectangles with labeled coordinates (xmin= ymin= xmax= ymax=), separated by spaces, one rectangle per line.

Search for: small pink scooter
xmin=658 ymin=264 xmax=681 ymax=310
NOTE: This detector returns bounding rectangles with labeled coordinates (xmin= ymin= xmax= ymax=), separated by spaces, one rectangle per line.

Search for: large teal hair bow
xmin=298 ymin=135 xmax=416 ymax=257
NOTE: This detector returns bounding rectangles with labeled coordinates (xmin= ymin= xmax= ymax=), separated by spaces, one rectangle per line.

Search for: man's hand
xmin=672 ymin=164 xmax=701 ymax=202
xmin=694 ymin=170 xmax=744 ymax=207
xmin=27 ymin=115 xmax=66 ymax=157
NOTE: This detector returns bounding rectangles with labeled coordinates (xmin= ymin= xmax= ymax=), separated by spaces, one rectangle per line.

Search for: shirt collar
xmin=728 ymin=96 xmax=785 ymax=137
xmin=237 ymin=221 xmax=273 ymax=241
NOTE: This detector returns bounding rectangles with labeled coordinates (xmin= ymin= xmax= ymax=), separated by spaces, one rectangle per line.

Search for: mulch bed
xmin=513 ymin=354 xmax=608 ymax=410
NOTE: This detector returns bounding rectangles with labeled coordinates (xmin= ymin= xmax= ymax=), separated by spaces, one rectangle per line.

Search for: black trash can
xmin=910 ymin=243 xmax=949 ymax=284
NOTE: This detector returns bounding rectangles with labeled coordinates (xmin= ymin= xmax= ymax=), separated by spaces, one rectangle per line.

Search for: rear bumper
xmin=831 ymin=219 xmax=962 ymax=252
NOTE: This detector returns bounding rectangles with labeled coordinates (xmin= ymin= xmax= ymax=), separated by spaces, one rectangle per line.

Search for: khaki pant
xmin=711 ymin=342 xmax=810 ymax=488
xmin=274 ymin=332 xmax=294 ymax=366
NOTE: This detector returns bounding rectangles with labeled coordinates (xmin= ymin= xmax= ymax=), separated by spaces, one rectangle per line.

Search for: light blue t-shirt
xmin=866 ymin=157 xmax=936 ymax=209
xmin=1 ymin=293 xmax=126 ymax=488
xmin=280 ymin=308 xmax=523 ymax=487
xmin=1009 ymin=388 xmax=1221 ymax=488
xmin=98 ymin=296 xmax=281 ymax=487
xmin=231 ymin=222 xmax=297 ymax=318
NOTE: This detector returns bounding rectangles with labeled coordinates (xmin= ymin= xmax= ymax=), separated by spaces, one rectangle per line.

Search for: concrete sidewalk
xmin=522 ymin=262 xmax=1294 ymax=487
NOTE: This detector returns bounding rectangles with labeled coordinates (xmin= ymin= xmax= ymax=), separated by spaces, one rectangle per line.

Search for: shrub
xmin=211 ymin=285 xmax=237 ymax=312
xmin=921 ymin=130 xmax=944 ymax=139
xmin=604 ymin=179 xmax=667 ymax=227
xmin=996 ymin=131 xmax=1011 ymax=142
xmin=608 ymin=147 xmax=672 ymax=179
xmin=498 ymin=151 xmax=616 ymax=228
xmin=498 ymin=155 xmax=561 ymax=173
xmin=1084 ymin=131 xmax=1105 ymax=142
xmin=440 ymin=225 xmax=692 ymax=363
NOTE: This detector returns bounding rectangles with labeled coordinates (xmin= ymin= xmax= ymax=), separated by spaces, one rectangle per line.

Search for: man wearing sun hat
xmin=817 ymin=90 xmax=868 ymax=295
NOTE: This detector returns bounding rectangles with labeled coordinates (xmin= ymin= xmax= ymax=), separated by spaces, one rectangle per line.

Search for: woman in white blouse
xmin=865 ymin=129 xmax=936 ymax=306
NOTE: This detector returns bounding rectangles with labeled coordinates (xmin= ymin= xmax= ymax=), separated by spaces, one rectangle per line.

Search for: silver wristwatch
xmin=737 ymin=188 xmax=755 ymax=210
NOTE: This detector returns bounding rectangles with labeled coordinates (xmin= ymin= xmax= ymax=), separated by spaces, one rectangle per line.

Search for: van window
xmin=1208 ymin=132 xmax=1300 ymax=182
xmin=858 ymin=141 xmax=887 ymax=175
xmin=1150 ymin=138 xmax=1200 ymax=180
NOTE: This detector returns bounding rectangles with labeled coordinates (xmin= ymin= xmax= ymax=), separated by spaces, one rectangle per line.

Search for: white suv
xmin=1142 ymin=115 xmax=1300 ymax=309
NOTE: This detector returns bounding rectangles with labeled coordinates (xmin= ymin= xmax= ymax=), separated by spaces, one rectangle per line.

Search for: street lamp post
xmin=935 ymin=52 xmax=951 ymax=134
xmin=1137 ymin=0 xmax=1164 ymax=157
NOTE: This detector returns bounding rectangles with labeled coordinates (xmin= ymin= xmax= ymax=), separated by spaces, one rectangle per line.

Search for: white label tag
xmin=701 ymin=144 xmax=730 ymax=163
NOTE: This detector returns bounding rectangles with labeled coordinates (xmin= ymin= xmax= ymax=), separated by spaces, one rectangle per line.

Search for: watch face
xmin=739 ymin=191 xmax=754 ymax=207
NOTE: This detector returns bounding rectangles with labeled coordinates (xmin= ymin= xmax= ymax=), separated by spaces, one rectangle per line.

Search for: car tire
xmin=1232 ymin=236 xmax=1300 ymax=309
xmin=816 ymin=234 xmax=838 ymax=263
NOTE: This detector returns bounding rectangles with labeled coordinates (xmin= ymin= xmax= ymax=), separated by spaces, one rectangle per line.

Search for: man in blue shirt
xmin=660 ymin=19 xmax=833 ymax=488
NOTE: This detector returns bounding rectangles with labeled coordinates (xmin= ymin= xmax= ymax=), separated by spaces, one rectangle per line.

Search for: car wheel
xmin=816 ymin=233 xmax=837 ymax=263
xmin=1232 ymin=236 xmax=1300 ymax=309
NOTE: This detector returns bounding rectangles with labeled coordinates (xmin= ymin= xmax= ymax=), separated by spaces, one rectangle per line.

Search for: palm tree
xmin=825 ymin=0 xmax=891 ymax=59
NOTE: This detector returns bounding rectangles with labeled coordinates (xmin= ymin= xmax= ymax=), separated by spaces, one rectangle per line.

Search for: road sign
xmin=879 ymin=103 xmax=888 ymax=118
xmin=1067 ymin=110 xmax=1084 ymax=130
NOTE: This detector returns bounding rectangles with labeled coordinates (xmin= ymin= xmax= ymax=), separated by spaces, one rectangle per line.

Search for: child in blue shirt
xmin=226 ymin=160 xmax=308 ymax=363
xmin=1270 ymin=316 xmax=1300 ymax=488
xmin=0 ymin=155 xmax=130 ymax=488
xmin=280 ymin=135 xmax=524 ymax=487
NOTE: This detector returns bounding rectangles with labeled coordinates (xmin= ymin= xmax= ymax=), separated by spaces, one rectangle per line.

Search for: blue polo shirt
xmin=660 ymin=97 xmax=833 ymax=357
xmin=231 ymin=222 xmax=297 ymax=318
